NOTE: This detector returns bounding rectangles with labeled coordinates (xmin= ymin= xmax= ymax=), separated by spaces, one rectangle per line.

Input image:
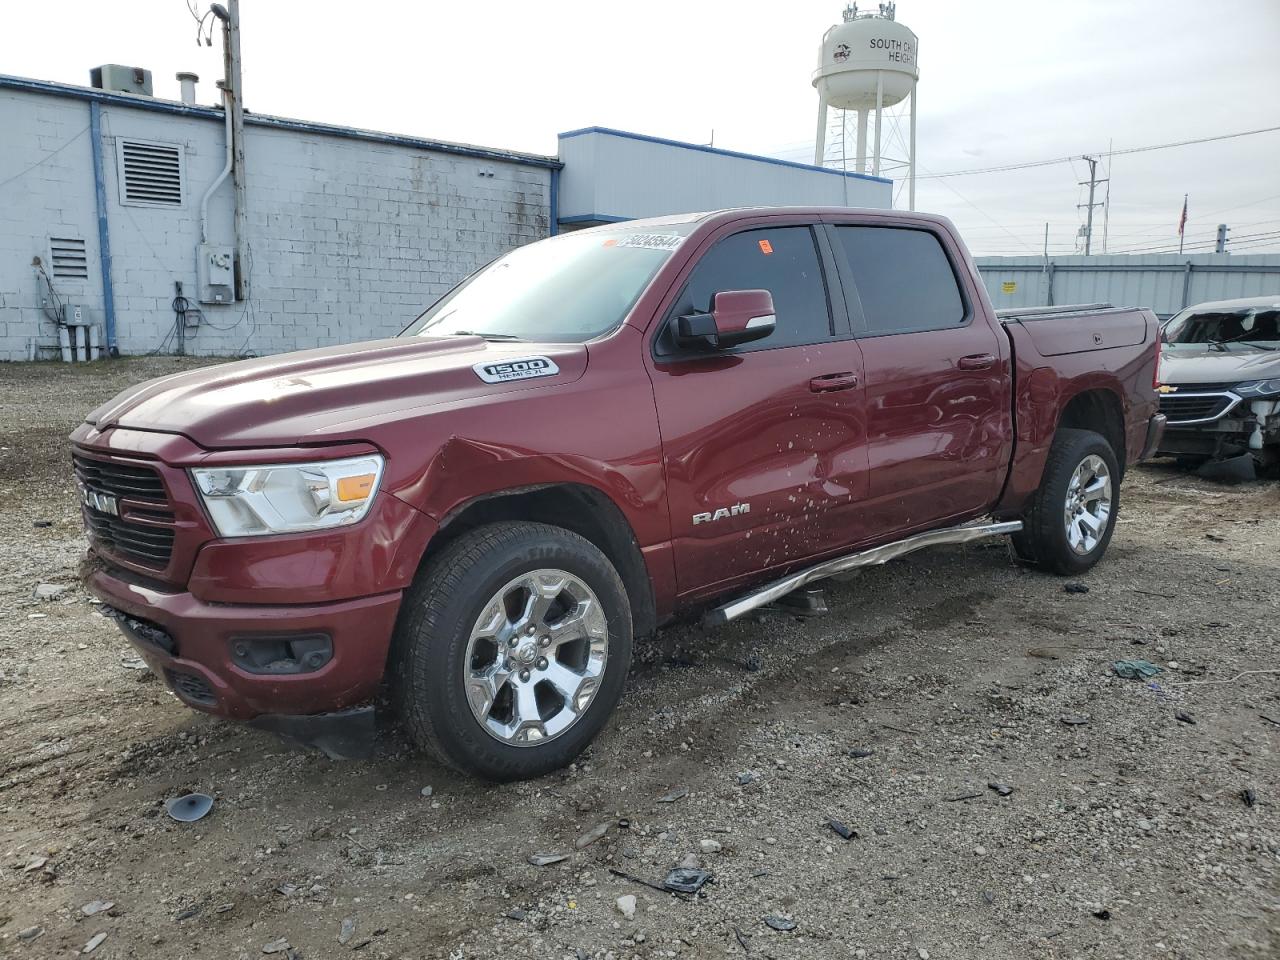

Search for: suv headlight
xmin=191 ymin=454 xmax=385 ymax=537
xmin=1234 ymin=379 xmax=1280 ymax=399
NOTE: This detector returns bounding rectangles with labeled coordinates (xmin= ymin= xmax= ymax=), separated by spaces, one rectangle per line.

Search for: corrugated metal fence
xmin=974 ymin=254 xmax=1280 ymax=319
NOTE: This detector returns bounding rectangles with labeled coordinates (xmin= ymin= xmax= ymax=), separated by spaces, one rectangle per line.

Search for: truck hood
xmin=84 ymin=336 xmax=588 ymax=449
xmin=1159 ymin=346 xmax=1280 ymax=386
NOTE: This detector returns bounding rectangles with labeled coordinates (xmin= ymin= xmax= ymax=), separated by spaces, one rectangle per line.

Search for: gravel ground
xmin=1 ymin=358 xmax=1277 ymax=960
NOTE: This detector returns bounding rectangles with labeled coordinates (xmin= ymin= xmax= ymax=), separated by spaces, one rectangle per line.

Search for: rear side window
xmin=659 ymin=226 xmax=832 ymax=354
xmin=834 ymin=226 xmax=965 ymax=336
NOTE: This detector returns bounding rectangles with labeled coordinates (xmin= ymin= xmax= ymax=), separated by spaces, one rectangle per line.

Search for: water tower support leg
xmin=873 ymin=72 xmax=884 ymax=177
xmin=856 ymin=110 xmax=868 ymax=174
xmin=908 ymin=78 xmax=917 ymax=210
xmin=814 ymin=100 xmax=828 ymax=167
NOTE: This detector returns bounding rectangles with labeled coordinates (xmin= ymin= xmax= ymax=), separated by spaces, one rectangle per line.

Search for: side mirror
xmin=676 ymin=290 xmax=776 ymax=350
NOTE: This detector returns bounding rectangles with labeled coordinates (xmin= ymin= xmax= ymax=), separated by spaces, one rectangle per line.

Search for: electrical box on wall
xmin=197 ymin=244 xmax=235 ymax=304
xmin=60 ymin=303 xmax=85 ymax=325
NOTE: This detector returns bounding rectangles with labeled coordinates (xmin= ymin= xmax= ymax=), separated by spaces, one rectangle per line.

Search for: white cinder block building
xmin=0 ymin=74 xmax=892 ymax=361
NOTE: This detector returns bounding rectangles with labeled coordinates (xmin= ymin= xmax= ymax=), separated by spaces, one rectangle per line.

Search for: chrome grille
xmin=1158 ymin=392 xmax=1238 ymax=424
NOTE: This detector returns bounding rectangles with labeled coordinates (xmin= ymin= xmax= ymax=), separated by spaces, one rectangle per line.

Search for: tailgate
xmin=1003 ymin=306 xmax=1150 ymax=357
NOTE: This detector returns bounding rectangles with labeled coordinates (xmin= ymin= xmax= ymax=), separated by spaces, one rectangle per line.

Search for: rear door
xmin=646 ymin=223 xmax=869 ymax=597
xmin=827 ymin=222 xmax=1009 ymax=534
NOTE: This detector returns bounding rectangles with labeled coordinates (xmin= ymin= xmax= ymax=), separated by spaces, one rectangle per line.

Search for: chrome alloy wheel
xmin=1063 ymin=454 xmax=1113 ymax=555
xmin=463 ymin=569 xmax=608 ymax=746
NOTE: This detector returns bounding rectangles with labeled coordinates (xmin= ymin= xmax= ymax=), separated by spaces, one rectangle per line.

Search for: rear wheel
xmin=1012 ymin=428 xmax=1120 ymax=575
xmin=392 ymin=522 xmax=632 ymax=781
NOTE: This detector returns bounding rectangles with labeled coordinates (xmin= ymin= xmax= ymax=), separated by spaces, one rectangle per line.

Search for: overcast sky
xmin=3 ymin=0 xmax=1277 ymax=255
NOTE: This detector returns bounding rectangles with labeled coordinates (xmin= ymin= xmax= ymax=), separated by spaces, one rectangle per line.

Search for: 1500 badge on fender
xmin=472 ymin=356 xmax=560 ymax=383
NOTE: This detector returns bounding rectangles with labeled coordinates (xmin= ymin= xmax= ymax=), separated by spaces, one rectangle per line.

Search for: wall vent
xmin=116 ymin=138 xmax=184 ymax=207
xmin=49 ymin=237 xmax=89 ymax=279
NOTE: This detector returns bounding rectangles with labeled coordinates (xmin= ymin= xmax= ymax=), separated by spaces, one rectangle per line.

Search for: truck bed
xmin=998 ymin=303 xmax=1151 ymax=357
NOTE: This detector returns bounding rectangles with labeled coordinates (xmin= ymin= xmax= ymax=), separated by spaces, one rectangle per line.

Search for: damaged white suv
xmin=1156 ymin=296 xmax=1280 ymax=478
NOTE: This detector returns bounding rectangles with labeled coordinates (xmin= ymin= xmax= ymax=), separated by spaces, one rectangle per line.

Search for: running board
xmin=702 ymin=520 xmax=1023 ymax=628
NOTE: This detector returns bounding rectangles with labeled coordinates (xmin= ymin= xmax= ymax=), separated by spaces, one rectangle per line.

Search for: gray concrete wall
xmin=975 ymin=254 xmax=1280 ymax=319
xmin=0 ymin=81 xmax=553 ymax=361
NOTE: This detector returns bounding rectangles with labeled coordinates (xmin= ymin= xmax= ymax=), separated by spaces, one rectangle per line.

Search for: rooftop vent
xmin=90 ymin=64 xmax=154 ymax=97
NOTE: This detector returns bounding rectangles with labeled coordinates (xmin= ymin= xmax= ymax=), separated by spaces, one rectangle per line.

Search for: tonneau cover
xmin=1000 ymin=305 xmax=1150 ymax=357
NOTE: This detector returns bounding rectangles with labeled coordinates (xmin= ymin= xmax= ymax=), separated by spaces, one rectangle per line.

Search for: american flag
xmin=1177 ymin=196 xmax=1188 ymax=236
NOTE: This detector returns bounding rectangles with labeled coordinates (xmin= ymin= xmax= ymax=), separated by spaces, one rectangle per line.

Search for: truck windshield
xmin=402 ymin=228 xmax=692 ymax=343
xmin=1163 ymin=306 xmax=1280 ymax=351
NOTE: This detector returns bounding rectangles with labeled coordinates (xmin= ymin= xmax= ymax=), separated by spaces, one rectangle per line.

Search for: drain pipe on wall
xmin=199 ymin=81 xmax=234 ymax=245
xmin=88 ymin=101 xmax=118 ymax=355
xmin=549 ymin=167 xmax=559 ymax=236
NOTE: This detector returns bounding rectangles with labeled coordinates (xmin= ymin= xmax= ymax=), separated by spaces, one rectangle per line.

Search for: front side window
xmin=403 ymin=226 xmax=693 ymax=344
xmin=658 ymin=226 xmax=832 ymax=355
xmin=835 ymin=226 xmax=966 ymax=336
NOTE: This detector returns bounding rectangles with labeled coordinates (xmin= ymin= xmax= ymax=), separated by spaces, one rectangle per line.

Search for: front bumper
xmin=1155 ymin=400 xmax=1280 ymax=460
xmin=87 ymin=564 xmax=402 ymax=731
xmin=1138 ymin=413 xmax=1167 ymax=461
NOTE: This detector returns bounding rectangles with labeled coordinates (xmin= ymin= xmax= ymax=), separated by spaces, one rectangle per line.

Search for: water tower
xmin=813 ymin=2 xmax=919 ymax=208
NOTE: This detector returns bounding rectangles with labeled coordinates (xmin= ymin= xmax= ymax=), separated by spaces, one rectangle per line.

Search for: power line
xmin=1108 ymin=229 xmax=1280 ymax=256
xmin=1230 ymin=237 xmax=1280 ymax=252
xmin=0 ymin=124 xmax=90 ymax=192
xmin=916 ymin=161 xmax=1036 ymax=254
xmin=914 ymin=124 xmax=1280 ymax=180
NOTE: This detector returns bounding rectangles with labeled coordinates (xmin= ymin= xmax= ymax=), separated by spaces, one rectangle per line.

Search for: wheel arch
xmin=1056 ymin=387 xmax=1127 ymax=475
xmin=423 ymin=483 xmax=657 ymax=640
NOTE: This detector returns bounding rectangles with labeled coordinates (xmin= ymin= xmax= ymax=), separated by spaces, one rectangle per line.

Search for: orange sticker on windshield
xmin=758 ymin=239 xmax=774 ymax=255
xmin=602 ymin=238 xmax=618 ymax=247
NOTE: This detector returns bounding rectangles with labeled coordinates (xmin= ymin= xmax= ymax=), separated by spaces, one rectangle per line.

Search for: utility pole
xmin=1042 ymin=222 xmax=1051 ymax=306
xmin=1077 ymin=155 xmax=1108 ymax=256
xmin=227 ymin=0 xmax=249 ymax=300
xmin=1101 ymin=139 xmax=1112 ymax=253
xmin=211 ymin=1 xmax=249 ymax=300
xmin=1215 ymin=223 xmax=1229 ymax=253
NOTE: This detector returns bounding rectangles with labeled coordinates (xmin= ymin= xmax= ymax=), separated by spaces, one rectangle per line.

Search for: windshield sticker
xmin=608 ymin=234 xmax=684 ymax=251
xmin=473 ymin=356 xmax=561 ymax=384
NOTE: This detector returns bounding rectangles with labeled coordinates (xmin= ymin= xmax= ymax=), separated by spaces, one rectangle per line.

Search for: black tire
xmin=1012 ymin=428 xmax=1121 ymax=575
xmin=392 ymin=522 xmax=632 ymax=781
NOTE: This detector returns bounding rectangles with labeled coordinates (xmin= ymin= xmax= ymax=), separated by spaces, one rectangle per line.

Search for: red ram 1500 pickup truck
xmin=73 ymin=208 xmax=1165 ymax=780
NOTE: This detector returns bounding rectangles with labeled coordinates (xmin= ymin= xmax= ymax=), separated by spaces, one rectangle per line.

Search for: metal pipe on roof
xmin=176 ymin=72 xmax=199 ymax=106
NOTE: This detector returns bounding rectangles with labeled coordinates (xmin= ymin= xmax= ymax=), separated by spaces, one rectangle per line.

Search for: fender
xmin=420 ymin=467 xmax=667 ymax=638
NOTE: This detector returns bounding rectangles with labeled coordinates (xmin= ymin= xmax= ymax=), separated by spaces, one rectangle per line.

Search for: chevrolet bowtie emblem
xmin=1156 ymin=384 xmax=1177 ymax=394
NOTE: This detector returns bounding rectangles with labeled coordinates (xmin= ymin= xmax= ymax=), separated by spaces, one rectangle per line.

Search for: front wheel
xmin=392 ymin=522 xmax=632 ymax=781
xmin=1012 ymin=428 xmax=1120 ymax=575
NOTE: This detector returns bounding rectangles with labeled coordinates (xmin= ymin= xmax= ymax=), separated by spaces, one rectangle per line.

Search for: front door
xmin=828 ymin=223 xmax=1009 ymax=534
xmin=646 ymin=224 xmax=869 ymax=598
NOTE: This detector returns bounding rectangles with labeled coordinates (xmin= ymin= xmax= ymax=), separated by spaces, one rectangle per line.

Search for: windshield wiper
xmin=1206 ymin=333 xmax=1280 ymax=352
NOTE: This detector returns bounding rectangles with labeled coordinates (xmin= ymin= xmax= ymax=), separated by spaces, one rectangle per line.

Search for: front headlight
xmin=1234 ymin=379 xmax=1280 ymax=398
xmin=191 ymin=454 xmax=385 ymax=537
